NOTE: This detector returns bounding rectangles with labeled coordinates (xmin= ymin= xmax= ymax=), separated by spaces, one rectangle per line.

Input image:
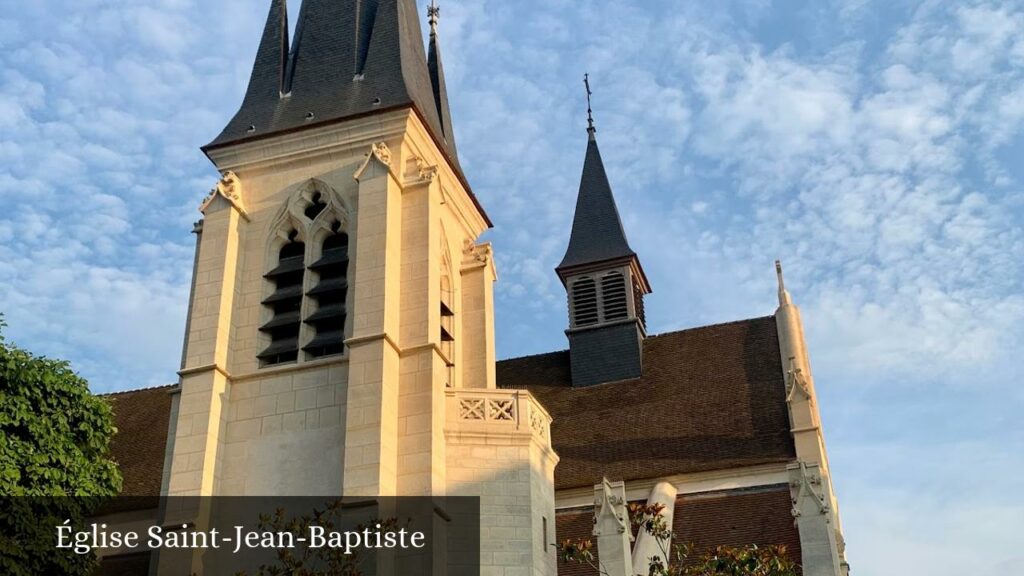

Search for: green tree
xmin=0 ymin=318 xmax=123 ymax=575
xmin=558 ymin=503 xmax=799 ymax=576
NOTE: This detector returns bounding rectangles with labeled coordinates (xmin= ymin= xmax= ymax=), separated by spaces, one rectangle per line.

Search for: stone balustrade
xmin=444 ymin=388 xmax=553 ymax=445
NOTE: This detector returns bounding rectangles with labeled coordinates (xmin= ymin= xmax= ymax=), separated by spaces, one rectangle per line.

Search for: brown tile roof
xmin=497 ymin=316 xmax=796 ymax=490
xmin=101 ymin=316 xmax=794 ymax=503
xmin=104 ymin=385 xmax=175 ymax=500
xmin=554 ymin=486 xmax=801 ymax=576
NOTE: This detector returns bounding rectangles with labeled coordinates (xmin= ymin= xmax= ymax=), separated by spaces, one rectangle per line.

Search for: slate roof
xmin=556 ymin=131 xmax=638 ymax=274
xmin=205 ymin=0 xmax=457 ymax=170
xmin=554 ymin=486 xmax=802 ymax=576
xmin=497 ymin=316 xmax=796 ymax=490
xmin=427 ymin=23 xmax=458 ymax=166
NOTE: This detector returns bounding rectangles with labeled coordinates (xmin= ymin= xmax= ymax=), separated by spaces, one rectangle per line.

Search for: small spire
xmin=584 ymin=73 xmax=596 ymax=136
xmin=776 ymin=260 xmax=793 ymax=306
xmin=427 ymin=0 xmax=440 ymax=33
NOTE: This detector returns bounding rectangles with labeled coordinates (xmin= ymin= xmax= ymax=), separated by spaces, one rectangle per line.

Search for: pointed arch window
xmin=259 ymin=231 xmax=305 ymax=365
xmin=304 ymin=221 xmax=349 ymax=358
xmin=259 ymin=179 xmax=353 ymax=368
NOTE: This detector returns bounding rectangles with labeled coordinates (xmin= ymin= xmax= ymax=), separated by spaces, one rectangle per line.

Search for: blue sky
xmin=1 ymin=0 xmax=1022 ymax=573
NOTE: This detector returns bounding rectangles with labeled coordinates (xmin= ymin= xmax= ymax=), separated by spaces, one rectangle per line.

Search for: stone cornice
xmin=554 ymin=462 xmax=791 ymax=509
xmin=205 ymin=110 xmax=411 ymax=173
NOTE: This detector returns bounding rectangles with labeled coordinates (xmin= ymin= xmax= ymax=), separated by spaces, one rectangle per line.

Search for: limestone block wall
xmin=218 ymin=361 xmax=348 ymax=495
xmin=444 ymin=389 xmax=559 ymax=576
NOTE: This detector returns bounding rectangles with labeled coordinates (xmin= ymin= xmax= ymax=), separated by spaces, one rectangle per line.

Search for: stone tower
xmin=160 ymin=1 xmax=558 ymax=574
xmin=556 ymin=100 xmax=652 ymax=387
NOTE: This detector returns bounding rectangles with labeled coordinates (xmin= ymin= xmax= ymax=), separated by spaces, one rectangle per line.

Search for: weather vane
xmin=428 ymin=0 xmax=440 ymax=30
xmin=584 ymin=73 xmax=595 ymax=132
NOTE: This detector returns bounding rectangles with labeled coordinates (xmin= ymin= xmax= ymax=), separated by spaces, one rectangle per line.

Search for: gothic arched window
xmin=304 ymin=221 xmax=349 ymax=358
xmin=259 ymin=231 xmax=305 ymax=365
xmin=259 ymin=179 xmax=352 ymax=368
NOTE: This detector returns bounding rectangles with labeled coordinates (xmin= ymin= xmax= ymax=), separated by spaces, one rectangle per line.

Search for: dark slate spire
xmin=556 ymin=92 xmax=638 ymax=275
xmin=426 ymin=0 xmax=459 ymax=163
xmin=204 ymin=0 xmax=456 ymax=171
xmin=557 ymin=76 xmax=650 ymax=387
xmin=239 ymin=0 xmax=290 ymax=103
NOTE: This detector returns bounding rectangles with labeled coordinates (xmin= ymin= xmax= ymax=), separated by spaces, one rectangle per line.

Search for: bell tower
xmin=556 ymin=77 xmax=652 ymax=387
xmin=165 ymin=0 xmax=495 ymax=506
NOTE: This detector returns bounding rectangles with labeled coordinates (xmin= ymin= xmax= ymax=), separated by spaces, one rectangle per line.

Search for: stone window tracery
xmin=259 ymin=180 xmax=352 ymax=367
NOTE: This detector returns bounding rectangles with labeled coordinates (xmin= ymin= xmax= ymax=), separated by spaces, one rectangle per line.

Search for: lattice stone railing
xmin=445 ymin=388 xmax=552 ymax=443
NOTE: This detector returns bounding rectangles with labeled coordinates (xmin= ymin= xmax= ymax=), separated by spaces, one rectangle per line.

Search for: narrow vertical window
xmin=259 ymin=231 xmax=304 ymax=365
xmin=541 ymin=516 xmax=548 ymax=553
xmin=304 ymin=221 xmax=348 ymax=358
xmin=440 ymin=274 xmax=455 ymax=386
xmin=571 ymin=276 xmax=599 ymax=327
xmin=601 ymin=271 xmax=628 ymax=321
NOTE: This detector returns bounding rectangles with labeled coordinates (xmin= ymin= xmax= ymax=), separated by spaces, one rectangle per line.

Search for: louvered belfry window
xmin=633 ymin=276 xmax=646 ymax=329
xmin=601 ymin=271 xmax=629 ymax=321
xmin=304 ymin=221 xmax=349 ymax=358
xmin=571 ymin=276 xmax=599 ymax=327
xmin=570 ymin=270 xmax=640 ymax=328
xmin=259 ymin=232 xmax=305 ymax=365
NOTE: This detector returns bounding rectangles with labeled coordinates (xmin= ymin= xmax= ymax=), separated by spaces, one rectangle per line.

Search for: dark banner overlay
xmin=0 ymin=496 xmax=481 ymax=576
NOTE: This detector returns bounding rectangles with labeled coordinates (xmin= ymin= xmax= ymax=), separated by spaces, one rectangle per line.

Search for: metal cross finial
xmin=428 ymin=0 xmax=440 ymax=31
xmin=584 ymin=73 xmax=595 ymax=132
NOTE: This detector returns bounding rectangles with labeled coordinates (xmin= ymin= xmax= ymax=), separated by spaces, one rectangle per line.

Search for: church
xmin=97 ymin=1 xmax=850 ymax=574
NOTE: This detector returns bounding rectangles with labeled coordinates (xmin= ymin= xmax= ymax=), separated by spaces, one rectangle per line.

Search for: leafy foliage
xmin=0 ymin=318 xmax=123 ymax=575
xmin=557 ymin=501 xmax=799 ymax=576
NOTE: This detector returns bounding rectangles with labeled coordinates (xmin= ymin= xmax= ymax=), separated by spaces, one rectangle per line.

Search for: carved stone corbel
xmin=401 ymin=154 xmax=439 ymax=187
xmin=786 ymin=357 xmax=812 ymax=402
xmin=592 ymin=478 xmax=633 ymax=576
xmin=199 ymin=171 xmax=249 ymax=220
xmin=594 ymin=477 xmax=629 ymax=535
xmin=461 ymin=239 xmax=492 ymax=270
xmin=789 ymin=461 xmax=829 ymax=519
xmin=354 ymin=141 xmax=395 ymax=181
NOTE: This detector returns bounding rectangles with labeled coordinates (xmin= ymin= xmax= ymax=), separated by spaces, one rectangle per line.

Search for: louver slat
xmin=307 ymin=277 xmax=348 ymax=297
xmin=264 ymin=255 xmax=305 ymax=278
xmin=309 ymin=249 xmax=349 ymax=271
xmin=305 ymin=304 xmax=347 ymax=324
xmin=261 ymin=284 xmax=304 ymax=304
xmin=257 ymin=338 xmax=299 ymax=360
xmin=260 ymin=310 xmax=302 ymax=331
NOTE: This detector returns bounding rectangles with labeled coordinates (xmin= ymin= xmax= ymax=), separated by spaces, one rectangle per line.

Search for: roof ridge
xmin=496 ymin=315 xmax=776 ymax=364
xmin=100 ymin=383 xmax=178 ymax=398
xmin=497 ymin=348 xmax=569 ymax=363
xmin=647 ymin=315 xmax=776 ymax=339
